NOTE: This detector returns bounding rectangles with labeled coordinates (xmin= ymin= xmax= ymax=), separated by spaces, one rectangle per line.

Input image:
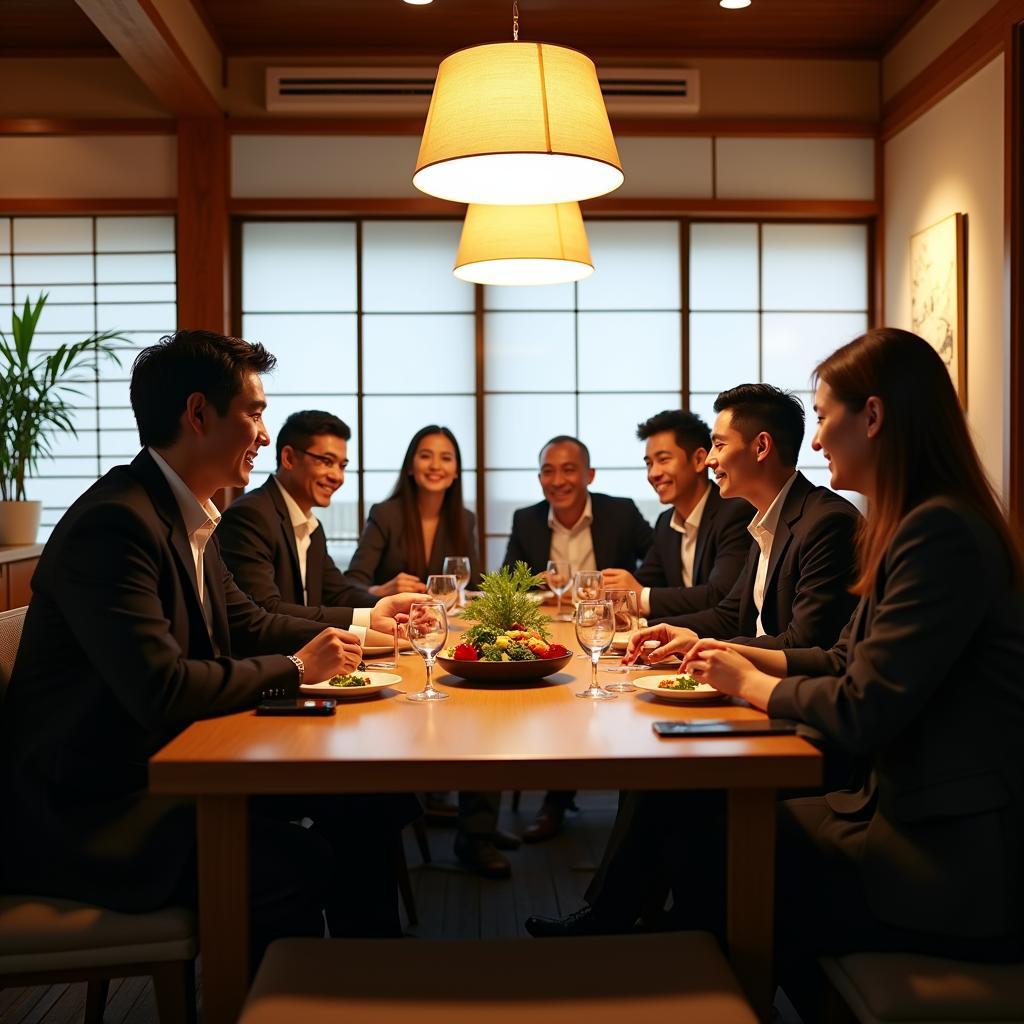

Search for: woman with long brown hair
xmin=670 ymin=327 xmax=1024 ymax=1008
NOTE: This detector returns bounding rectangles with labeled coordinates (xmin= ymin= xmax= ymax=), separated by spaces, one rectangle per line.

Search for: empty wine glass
xmin=602 ymin=588 xmax=639 ymax=691
xmin=545 ymin=559 xmax=573 ymax=622
xmin=425 ymin=573 xmax=459 ymax=612
xmin=406 ymin=600 xmax=449 ymax=703
xmin=443 ymin=555 xmax=471 ymax=609
xmin=573 ymin=571 xmax=604 ymax=656
xmin=574 ymin=599 xmax=617 ymax=700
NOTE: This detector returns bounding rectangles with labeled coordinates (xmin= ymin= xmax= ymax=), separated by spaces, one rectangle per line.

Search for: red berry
xmin=453 ymin=643 xmax=479 ymax=662
xmin=547 ymin=643 xmax=568 ymax=658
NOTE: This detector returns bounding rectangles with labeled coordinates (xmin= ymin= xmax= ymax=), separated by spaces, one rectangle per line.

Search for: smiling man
xmin=218 ymin=409 xmax=382 ymax=637
xmin=601 ymin=409 xmax=752 ymax=621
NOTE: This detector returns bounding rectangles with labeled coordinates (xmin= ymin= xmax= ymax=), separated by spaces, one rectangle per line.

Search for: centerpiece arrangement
xmin=436 ymin=562 xmax=573 ymax=682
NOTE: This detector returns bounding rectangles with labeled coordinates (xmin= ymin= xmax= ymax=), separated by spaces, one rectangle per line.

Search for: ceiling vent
xmin=265 ymin=66 xmax=699 ymax=116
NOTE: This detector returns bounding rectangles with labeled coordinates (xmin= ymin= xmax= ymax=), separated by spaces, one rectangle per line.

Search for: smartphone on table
xmin=256 ymin=698 xmax=336 ymax=716
xmin=652 ymin=718 xmax=796 ymax=737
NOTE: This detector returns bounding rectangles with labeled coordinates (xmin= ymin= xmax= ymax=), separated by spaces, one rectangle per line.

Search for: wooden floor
xmin=1 ymin=791 xmax=803 ymax=1022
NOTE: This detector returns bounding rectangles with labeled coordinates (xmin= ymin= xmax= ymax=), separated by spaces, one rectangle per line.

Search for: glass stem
xmin=556 ymin=591 xmax=562 ymax=617
xmin=591 ymin=651 xmax=599 ymax=690
xmin=424 ymin=657 xmax=435 ymax=693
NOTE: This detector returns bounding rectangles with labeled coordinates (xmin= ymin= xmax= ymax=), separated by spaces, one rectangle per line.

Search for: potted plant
xmin=0 ymin=293 xmax=126 ymax=545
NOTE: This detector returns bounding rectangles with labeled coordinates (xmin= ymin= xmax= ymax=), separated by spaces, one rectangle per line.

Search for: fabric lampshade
xmin=453 ymin=202 xmax=594 ymax=286
xmin=414 ymin=42 xmax=623 ymax=205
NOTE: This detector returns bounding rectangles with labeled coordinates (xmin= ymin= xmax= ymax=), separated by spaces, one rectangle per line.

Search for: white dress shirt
xmin=548 ymin=495 xmax=596 ymax=573
xmin=747 ymin=472 xmax=798 ymax=637
xmin=148 ymin=448 xmax=220 ymax=613
xmin=274 ymin=476 xmax=370 ymax=639
xmin=639 ymin=482 xmax=711 ymax=617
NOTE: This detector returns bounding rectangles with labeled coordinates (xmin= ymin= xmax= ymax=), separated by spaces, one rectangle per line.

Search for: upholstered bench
xmin=241 ymin=932 xmax=759 ymax=1024
xmin=821 ymin=953 xmax=1024 ymax=1023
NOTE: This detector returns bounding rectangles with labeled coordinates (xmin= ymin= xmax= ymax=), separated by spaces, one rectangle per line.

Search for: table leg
xmin=196 ymin=795 xmax=249 ymax=1024
xmin=727 ymin=787 xmax=777 ymax=1023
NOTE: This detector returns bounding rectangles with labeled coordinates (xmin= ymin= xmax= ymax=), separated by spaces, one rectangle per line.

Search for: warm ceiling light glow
xmin=454 ymin=202 xmax=594 ymax=286
xmin=414 ymin=42 xmax=623 ymax=205
xmin=403 ymin=0 xmax=433 ymax=5
xmin=719 ymin=0 xmax=752 ymax=8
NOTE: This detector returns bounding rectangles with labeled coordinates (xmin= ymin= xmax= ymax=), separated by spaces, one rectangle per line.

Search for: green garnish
xmin=461 ymin=563 xmax=551 ymax=639
xmin=658 ymin=674 xmax=702 ymax=691
xmin=328 ymin=673 xmax=371 ymax=688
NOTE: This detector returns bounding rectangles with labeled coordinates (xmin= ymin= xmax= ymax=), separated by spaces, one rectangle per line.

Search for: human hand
xmin=681 ymin=639 xmax=778 ymax=709
xmin=600 ymin=569 xmax=642 ymax=601
xmin=370 ymin=592 xmax=430 ymax=634
xmin=371 ymin=572 xmax=426 ymax=597
xmin=623 ymin=623 xmax=699 ymax=664
xmin=294 ymin=628 xmax=363 ymax=683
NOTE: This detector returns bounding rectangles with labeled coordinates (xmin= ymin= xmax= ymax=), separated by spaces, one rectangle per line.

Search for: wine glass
xmin=545 ymin=559 xmax=573 ymax=622
xmin=572 ymin=571 xmax=604 ymax=656
xmin=574 ymin=599 xmax=617 ymax=700
xmin=443 ymin=555 xmax=471 ymax=609
xmin=601 ymin=588 xmax=639 ymax=691
xmin=425 ymin=574 xmax=459 ymax=612
xmin=406 ymin=600 xmax=449 ymax=703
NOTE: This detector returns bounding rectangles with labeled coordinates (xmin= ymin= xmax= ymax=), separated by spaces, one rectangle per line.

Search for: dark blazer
xmin=218 ymin=477 xmax=374 ymax=622
xmin=0 ymin=450 xmax=323 ymax=913
xmin=344 ymin=497 xmax=480 ymax=589
xmin=635 ymin=483 xmax=753 ymax=619
xmin=502 ymin=492 xmax=654 ymax=575
xmin=665 ymin=472 xmax=860 ymax=650
xmin=770 ymin=497 xmax=1024 ymax=939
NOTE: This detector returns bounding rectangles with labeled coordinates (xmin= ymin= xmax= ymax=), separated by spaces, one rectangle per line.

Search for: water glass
xmin=406 ymin=600 xmax=449 ymax=703
xmin=443 ymin=555 xmax=472 ymax=608
xmin=602 ymin=588 xmax=639 ymax=691
xmin=574 ymin=599 xmax=617 ymax=700
xmin=573 ymin=570 xmax=603 ymax=605
xmin=545 ymin=559 xmax=573 ymax=621
xmin=425 ymin=573 xmax=459 ymax=612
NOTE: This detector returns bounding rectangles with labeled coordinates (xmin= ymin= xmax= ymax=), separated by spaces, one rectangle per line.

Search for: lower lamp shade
xmin=453 ymin=202 xmax=594 ymax=286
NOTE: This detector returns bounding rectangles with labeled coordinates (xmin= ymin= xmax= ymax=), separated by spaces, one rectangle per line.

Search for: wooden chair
xmin=820 ymin=952 xmax=1024 ymax=1024
xmin=0 ymin=606 xmax=199 ymax=1024
xmin=239 ymin=933 xmax=760 ymax=1024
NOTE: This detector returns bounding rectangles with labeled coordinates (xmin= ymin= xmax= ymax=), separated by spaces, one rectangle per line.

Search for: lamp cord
xmin=513 ymin=0 xmax=519 ymax=41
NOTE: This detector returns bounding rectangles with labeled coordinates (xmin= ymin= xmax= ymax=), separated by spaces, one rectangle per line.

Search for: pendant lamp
xmin=453 ymin=202 xmax=593 ymax=286
xmin=414 ymin=4 xmax=623 ymax=205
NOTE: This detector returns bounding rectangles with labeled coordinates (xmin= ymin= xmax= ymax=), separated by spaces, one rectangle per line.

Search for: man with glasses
xmin=219 ymin=410 xmax=387 ymax=642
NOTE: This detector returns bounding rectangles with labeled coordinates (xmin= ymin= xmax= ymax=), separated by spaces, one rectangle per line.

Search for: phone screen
xmin=652 ymin=719 xmax=797 ymax=737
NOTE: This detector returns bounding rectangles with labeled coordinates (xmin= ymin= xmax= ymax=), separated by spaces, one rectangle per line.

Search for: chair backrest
xmin=0 ymin=607 xmax=27 ymax=700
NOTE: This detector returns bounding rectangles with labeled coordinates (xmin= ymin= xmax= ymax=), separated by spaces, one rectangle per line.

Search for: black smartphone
xmin=652 ymin=718 xmax=797 ymax=737
xmin=256 ymin=698 xmax=336 ymax=716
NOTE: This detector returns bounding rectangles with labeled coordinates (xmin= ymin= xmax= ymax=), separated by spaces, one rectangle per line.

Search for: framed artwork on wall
xmin=910 ymin=212 xmax=967 ymax=407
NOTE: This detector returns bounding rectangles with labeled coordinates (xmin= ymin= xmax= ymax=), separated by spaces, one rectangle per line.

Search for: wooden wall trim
xmin=0 ymin=198 xmax=176 ymax=212
xmin=0 ymin=118 xmax=175 ymax=135
xmin=177 ymin=119 xmax=229 ymax=331
xmin=1008 ymin=21 xmax=1023 ymax=530
xmin=880 ymin=0 xmax=945 ymax=54
xmin=230 ymin=197 xmax=878 ymax=218
xmin=881 ymin=0 xmax=1024 ymax=141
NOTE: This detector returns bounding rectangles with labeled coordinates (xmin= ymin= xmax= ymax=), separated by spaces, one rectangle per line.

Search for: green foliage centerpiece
xmin=462 ymin=561 xmax=551 ymax=639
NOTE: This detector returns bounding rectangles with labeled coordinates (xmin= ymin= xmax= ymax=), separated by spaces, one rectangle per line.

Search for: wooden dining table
xmin=149 ymin=618 xmax=821 ymax=1024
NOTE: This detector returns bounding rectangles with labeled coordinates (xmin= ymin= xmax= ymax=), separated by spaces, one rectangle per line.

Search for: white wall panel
xmin=614 ymin=137 xmax=712 ymax=198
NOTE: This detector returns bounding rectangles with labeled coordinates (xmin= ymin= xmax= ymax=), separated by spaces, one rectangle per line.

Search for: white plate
xmin=632 ymin=675 xmax=723 ymax=702
xmin=362 ymin=644 xmax=398 ymax=657
xmin=300 ymin=671 xmax=403 ymax=699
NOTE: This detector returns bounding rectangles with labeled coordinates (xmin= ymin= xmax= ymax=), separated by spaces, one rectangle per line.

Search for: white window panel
xmin=690 ymin=223 xmax=759 ymax=311
xmin=326 ymin=539 xmax=359 ymax=569
xmin=577 ymin=221 xmax=680 ymax=310
xmin=484 ymin=469 xmax=544 ymax=538
xmin=762 ymin=224 xmax=868 ymax=311
xmin=14 ymin=283 xmax=94 ymax=305
xmin=20 ymin=302 xmax=95 ymax=333
xmin=97 ymin=283 xmax=176 ymax=303
xmin=13 ymin=217 xmax=92 ymax=253
xmin=689 ymin=312 xmax=760 ymax=393
xmin=486 ymin=536 xmax=511 ymax=573
xmin=0 ymin=218 xmax=9 ymax=253
xmin=314 ymin=498 xmax=360 ymax=541
xmin=14 ymin=254 xmax=93 ymax=284
xmin=97 ymin=302 xmax=176 ymax=332
xmin=98 ymin=429 xmax=144 ymax=459
xmin=363 ymin=313 xmax=474 ymax=394
xmin=98 ymin=406 xmax=138 ymax=432
xmin=687 ymin=393 xmax=720 ymax=435
xmin=260 ymin=394 xmax=360 ymax=469
xmin=243 ymin=313 xmax=358 ymax=394
xmin=362 ymin=469 xmax=398 ymax=506
xmin=577 ymin=312 xmax=680 ymax=392
xmin=484 ymin=312 xmax=575 ymax=392
xmin=96 ymin=253 xmax=176 ymax=284
xmin=242 ymin=222 xmax=356 ymax=314
xmin=592 ymin=468 xmax=661 ymax=529
xmin=761 ymin=312 xmax=868 ymax=391
xmin=96 ymin=216 xmax=175 ymax=252
xmin=362 ymin=395 xmax=476 ymax=471
xmin=578 ymin=392 xmax=679 ymax=469
xmin=361 ymin=222 xmax=472 ymax=313
xmin=483 ymin=281 xmax=575 ymax=311
xmin=486 ymin=394 xmax=576 ymax=470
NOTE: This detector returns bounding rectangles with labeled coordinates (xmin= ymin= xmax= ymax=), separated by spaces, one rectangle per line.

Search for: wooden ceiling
xmin=1 ymin=0 xmax=933 ymax=59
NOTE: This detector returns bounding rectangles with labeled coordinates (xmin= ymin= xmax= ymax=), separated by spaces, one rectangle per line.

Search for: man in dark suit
xmin=600 ymin=408 xmax=753 ymax=622
xmin=504 ymin=435 xmax=654 ymax=842
xmin=0 ymin=330 xmax=419 ymax=966
xmin=525 ymin=384 xmax=861 ymax=937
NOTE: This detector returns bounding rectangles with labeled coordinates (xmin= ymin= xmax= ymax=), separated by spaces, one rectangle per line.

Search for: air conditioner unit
xmin=265 ymin=65 xmax=700 ymax=116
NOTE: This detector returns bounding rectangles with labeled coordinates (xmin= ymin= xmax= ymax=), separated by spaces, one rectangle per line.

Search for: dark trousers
xmin=542 ymin=789 xmax=577 ymax=811
xmin=172 ymin=792 xmax=419 ymax=972
xmin=458 ymin=790 xmax=501 ymax=836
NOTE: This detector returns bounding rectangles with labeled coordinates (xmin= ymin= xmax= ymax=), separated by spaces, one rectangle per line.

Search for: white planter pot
xmin=0 ymin=501 xmax=42 ymax=546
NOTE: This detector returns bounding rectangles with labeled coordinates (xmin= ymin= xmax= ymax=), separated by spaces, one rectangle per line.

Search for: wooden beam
xmin=0 ymin=118 xmax=174 ymax=136
xmin=177 ymin=119 xmax=229 ymax=332
xmin=74 ymin=0 xmax=222 ymax=116
xmin=0 ymin=198 xmax=176 ymax=213
xmin=1008 ymin=20 xmax=1023 ymax=531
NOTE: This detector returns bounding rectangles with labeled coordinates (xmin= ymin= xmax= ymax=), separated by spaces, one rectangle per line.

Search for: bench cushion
xmin=821 ymin=953 xmax=1024 ymax=1023
xmin=242 ymin=932 xmax=758 ymax=1024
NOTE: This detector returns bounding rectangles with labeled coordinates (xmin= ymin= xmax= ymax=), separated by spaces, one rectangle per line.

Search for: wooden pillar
xmin=1007 ymin=21 xmax=1023 ymax=531
xmin=177 ymin=118 xmax=229 ymax=333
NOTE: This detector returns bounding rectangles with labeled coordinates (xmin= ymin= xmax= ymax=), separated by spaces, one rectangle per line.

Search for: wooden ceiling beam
xmin=74 ymin=0 xmax=222 ymax=116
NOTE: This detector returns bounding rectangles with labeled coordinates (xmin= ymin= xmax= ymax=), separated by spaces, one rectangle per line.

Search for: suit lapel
xmin=590 ymin=495 xmax=611 ymax=569
xmin=762 ymin=473 xmax=810 ymax=606
xmin=265 ymin=479 xmax=303 ymax=598
xmin=691 ymin=484 xmax=718 ymax=584
xmin=534 ymin=504 xmax=555 ymax=571
xmin=204 ymin=539 xmax=230 ymax=655
xmin=306 ymin=528 xmax=325 ymax=606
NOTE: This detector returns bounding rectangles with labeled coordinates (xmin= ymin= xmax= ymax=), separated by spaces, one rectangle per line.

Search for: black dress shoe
xmin=454 ymin=834 xmax=511 ymax=879
xmin=423 ymin=792 xmax=458 ymax=826
xmin=524 ymin=905 xmax=628 ymax=938
xmin=492 ymin=828 xmax=522 ymax=850
xmin=522 ymin=802 xmax=564 ymax=843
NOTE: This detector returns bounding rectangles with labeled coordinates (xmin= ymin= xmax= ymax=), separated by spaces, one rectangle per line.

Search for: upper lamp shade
xmin=453 ymin=202 xmax=594 ymax=286
xmin=415 ymin=42 xmax=623 ymax=205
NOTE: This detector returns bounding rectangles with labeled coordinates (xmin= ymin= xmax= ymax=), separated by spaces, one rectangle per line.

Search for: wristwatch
xmin=286 ymin=654 xmax=305 ymax=685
